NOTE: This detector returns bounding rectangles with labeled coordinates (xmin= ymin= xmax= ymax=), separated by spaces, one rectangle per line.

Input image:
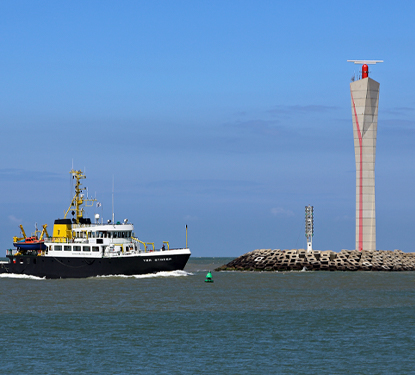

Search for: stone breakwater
xmin=215 ymin=249 xmax=415 ymax=272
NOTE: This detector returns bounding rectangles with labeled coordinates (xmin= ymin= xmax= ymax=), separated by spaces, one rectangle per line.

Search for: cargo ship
xmin=0 ymin=169 xmax=191 ymax=278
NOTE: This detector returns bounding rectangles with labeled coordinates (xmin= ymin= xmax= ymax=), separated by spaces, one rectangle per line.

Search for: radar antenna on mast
xmin=64 ymin=169 xmax=96 ymax=224
xmin=347 ymin=60 xmax=384 ymax=65
xmin=347 ymin=60 xmax=383 ymax=80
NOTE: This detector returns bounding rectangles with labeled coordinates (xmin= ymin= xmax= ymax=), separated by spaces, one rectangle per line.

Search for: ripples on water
xmin=1 ymin=257 xmax=414 ymax=374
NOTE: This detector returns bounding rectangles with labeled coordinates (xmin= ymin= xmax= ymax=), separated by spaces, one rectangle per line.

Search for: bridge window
xmin=83 ymin=246 xmax=91 ymax=252
xmin=64 ymin=246 xmax=71 ymax=251
xmin=73 ymin=246 xmax=81 ymax=252
xmin=54 ymin=245 xmax=62 ymax=251
xmin=92 ymin=246 xmax=99 ymax=252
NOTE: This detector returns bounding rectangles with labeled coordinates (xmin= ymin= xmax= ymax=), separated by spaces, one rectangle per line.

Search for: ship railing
xmin=48 ymin=237 xmax=133 ymax=245
xmin=71 ymin=222 xmax=134 ymax=229
xmin=6 ymin=248 xmax=48 ymax=257
xmin=131 ymin=237 xmax=157 ymax=252
xmin=48 ymin=237 xmax=80 ymax=244
xmin=102 ymin=243 xmax=145 ymax=257
xmin=48 ymin=237 xmax=105 ymax=244
xmin=130 ymin=238 xmax=183 ymax=252
xmin=71 ymin=223 xmax=100 ymax=229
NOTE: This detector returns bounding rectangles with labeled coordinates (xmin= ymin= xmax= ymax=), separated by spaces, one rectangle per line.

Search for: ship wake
xmin=94 ymin=270 xmax=193 ymax=279
xmin=0 ymin=273 xmax=45 ymax=280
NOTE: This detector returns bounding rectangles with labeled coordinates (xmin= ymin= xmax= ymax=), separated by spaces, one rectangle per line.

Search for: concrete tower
xmin=348 ymin=60 xmax=382 ymax=251
xmin=305 ymin=205 xmax=314 ymax=252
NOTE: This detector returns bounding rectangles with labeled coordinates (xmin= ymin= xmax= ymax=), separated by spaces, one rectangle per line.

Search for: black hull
xmin=0 ymin=253 xmax=190 ymax=279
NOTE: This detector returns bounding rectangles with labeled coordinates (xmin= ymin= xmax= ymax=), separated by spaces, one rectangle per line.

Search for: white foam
xmin=94 ymin=270 xmax=193 ymax=279
xmin=0 ymin=273 xmax=45 ymax=280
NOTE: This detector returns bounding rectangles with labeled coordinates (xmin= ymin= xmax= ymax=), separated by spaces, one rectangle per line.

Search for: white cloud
xmin=271 ymin=207 xmax=294 ymax=217
xmin=184 ymin=215 xmax=198 ymax=221
xmin=334 ymin=215 xmax=354 ymax=221
xmin=8 ymin=215 xmax=22 ymax=223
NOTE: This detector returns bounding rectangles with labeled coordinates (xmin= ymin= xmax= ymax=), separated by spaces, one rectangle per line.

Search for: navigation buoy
xmin=205 ymin=271 xmax=214 ymax=283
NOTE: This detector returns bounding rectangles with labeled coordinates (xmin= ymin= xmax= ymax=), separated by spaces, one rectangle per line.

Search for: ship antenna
xmin=112 ymin=175 xmax=115 ymax=224
xmin=64 ymin=169 xmax=96 ymax=224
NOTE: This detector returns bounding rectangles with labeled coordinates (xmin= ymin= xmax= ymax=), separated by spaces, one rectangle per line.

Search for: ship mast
xmin=64 ymin=169 xmax=96 ymax=224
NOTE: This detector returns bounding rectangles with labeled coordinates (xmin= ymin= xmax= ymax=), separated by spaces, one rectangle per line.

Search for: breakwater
xmin=215 ymin=249 xmax=415 ymax=271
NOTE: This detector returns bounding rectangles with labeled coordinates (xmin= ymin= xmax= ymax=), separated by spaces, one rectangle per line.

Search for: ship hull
xmin=0 ymin=252 xmax=190 ymax=279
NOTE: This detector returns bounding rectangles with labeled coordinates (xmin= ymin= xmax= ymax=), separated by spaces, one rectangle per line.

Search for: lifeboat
xmin=13 ymin=236 xmax=47 ymax=251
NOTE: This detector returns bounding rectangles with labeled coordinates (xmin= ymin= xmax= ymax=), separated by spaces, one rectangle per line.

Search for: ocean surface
xmin=1 ymin=257 xmax=414 ymax=374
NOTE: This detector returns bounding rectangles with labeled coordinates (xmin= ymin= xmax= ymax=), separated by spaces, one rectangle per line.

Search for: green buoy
xmin=205 ymin=271 xmax=214 ymax=283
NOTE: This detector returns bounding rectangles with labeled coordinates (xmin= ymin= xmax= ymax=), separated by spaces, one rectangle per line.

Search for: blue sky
xmin=1 ymin=0 xmax=414 ymax=256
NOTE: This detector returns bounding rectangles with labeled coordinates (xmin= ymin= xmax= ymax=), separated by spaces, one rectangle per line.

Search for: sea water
xmin=0 ymin=257 xmax=414 ymax=374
